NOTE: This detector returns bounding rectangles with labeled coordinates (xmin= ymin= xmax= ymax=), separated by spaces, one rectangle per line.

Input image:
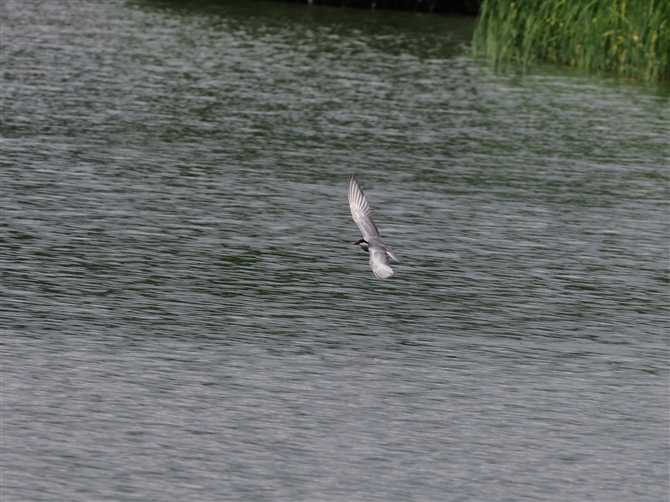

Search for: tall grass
xmin=473 ymin=0 xmax=670 ymax=82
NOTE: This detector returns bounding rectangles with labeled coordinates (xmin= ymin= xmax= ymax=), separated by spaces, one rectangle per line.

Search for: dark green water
xmin=2 ymin=1 xmax=668 ymax=500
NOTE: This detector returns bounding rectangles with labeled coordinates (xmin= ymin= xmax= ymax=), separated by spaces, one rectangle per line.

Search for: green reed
xmin=473 ymin=0 xmax=669 ymax=81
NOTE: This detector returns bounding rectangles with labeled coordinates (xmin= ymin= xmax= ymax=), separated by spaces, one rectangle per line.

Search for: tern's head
xmin=353 ymin=239 xmax=369 ymax=253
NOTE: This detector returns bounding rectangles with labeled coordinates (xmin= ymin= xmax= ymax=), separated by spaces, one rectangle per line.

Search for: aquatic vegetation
xmin=473 ymin=0 xmax=670 ymax=81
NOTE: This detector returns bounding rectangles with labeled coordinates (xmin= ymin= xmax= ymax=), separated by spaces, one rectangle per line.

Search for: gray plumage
xmin=348 ymin=174 xmax=399 ymax=279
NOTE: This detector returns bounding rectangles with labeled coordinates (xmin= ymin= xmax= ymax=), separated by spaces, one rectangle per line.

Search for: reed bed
xmin=473 ymin=0 xmax=669 ymax=81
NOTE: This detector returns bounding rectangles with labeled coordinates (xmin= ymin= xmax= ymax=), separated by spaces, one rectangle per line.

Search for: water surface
xmin=2 ymin=1 xmax=668 ymax=500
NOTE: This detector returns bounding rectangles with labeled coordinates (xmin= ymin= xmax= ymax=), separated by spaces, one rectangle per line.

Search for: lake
xmin=2 ymin=0 xmax=668 ymax=500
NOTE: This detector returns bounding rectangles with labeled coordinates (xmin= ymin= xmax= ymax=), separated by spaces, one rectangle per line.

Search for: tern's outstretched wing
xmin=348 ymin=174 xmax=380 ymax=241
xmin=385 ymin=244 xmax=399 ymax=263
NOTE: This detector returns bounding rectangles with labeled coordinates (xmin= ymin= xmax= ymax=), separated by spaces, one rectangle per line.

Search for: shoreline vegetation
xmin=261 ymin=0 xmax=669 ymax=81
xmin=473 ymin=0 xmax=669 ymax=82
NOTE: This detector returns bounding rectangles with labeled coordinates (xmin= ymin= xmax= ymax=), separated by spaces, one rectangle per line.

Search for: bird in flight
xmin=347 ymin=174 xmax=399 ymax=279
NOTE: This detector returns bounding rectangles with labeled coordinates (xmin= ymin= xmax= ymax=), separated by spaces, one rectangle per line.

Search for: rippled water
xmin=2 ymin=1 xmax=668 ymax=500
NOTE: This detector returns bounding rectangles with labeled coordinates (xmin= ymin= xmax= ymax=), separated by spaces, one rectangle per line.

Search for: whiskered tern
xmin=347 ymin=174 xmax=399 ymax=279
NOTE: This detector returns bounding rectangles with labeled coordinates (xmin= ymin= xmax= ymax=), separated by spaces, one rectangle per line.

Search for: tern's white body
xmin=347 ymin=174 xmax=399 ymax=279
